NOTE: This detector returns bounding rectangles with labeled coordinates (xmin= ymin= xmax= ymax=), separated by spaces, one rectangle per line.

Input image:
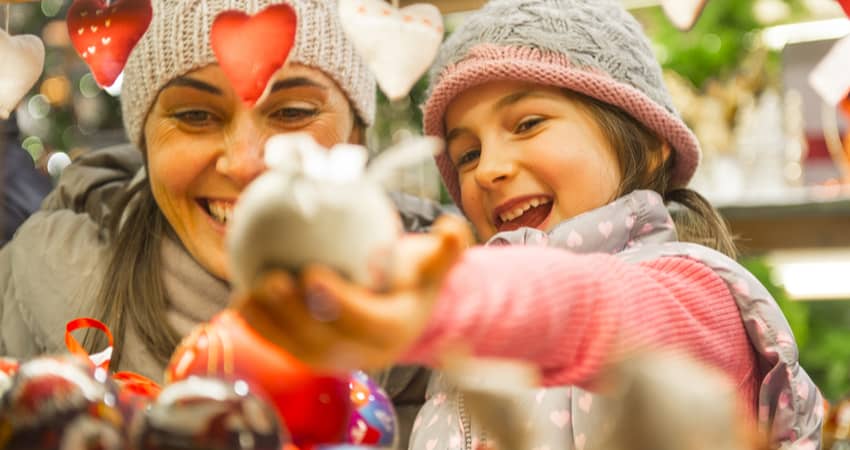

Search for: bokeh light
xmin=41 ymin=76 xmax=71 ymax=106
xmin=27 ymin=94 xmax=51 ymax=119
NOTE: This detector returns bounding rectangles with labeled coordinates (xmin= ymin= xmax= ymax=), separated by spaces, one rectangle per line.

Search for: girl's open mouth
xmin=494 ymin=196 xmax=553 ymax=233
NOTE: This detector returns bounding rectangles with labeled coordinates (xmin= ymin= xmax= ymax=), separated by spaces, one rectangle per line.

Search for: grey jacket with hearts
xmin=408 ymin=190 xmax=822 ymax=450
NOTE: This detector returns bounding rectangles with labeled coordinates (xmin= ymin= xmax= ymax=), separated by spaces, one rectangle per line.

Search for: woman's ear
xmin=348 ymin=119 xmax=366 ymax=145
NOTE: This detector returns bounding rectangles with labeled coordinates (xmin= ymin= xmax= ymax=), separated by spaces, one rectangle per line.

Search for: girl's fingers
xmin=234 ymin=271 xmax=339 ymax=361
xmin=300 ymin=265 xmax=420 ymax=347
xmin=392 ymin=214 xmax=472 ymax=290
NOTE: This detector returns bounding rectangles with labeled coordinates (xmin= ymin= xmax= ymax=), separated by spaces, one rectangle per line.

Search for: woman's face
xmin=445 ymin=80 xmax=622 ymax=241
xmin=144 ymin=64 xmax=361 ymax=280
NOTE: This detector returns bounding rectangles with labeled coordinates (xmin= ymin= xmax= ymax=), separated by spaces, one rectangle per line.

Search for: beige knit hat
xmin=121 ymin=0 xmax=376 ymax=148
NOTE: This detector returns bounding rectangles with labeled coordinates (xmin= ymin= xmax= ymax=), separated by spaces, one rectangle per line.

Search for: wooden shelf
xmin=719 ymin=195 xmax=850 ymax=254
xmin=398 ymin=0 xmax=484 ymax=13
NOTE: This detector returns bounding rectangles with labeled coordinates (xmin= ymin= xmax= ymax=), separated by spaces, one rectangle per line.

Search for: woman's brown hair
xmin=85 ymin=157 xmax=180 ymax=368
xmin=564 ymin=90 xmax=738 ymax=259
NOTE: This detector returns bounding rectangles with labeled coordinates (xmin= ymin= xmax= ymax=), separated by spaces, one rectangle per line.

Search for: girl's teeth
xmin=499 ymin=197 xmax=552 ymax=223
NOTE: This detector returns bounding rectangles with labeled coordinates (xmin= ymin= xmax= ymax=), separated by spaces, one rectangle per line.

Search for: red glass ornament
xmin=166 ymin=309 xmax=351 ymax=447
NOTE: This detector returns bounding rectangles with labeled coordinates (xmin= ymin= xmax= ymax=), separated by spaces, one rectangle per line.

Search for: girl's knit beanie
xmin=422 ymin=0 xmax=701 ymax=206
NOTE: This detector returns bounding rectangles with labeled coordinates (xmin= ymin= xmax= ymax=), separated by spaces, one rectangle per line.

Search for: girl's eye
xmin=272 ymin=107 xmax=318 ymax=122
xmin=455 ymin=149 xmax=480 ymax=169
xmin=514 ymin=116 xmax=545 ymax=134
xmin=173 ymin=110 xmax=217 ymax=126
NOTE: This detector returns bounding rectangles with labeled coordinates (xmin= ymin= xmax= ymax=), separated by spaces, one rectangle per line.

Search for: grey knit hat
xmin=121 ymin=0 xmax=376 ymax=148
xmin=423 ymin=0 xmax=701 ymax=205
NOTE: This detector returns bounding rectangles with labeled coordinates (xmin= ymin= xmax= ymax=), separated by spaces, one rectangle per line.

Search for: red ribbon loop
xmin=65 ymin=317 xmax=114 ymax=371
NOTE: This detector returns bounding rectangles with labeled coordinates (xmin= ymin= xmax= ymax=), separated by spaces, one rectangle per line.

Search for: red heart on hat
xmin=67 ymin=0 xmax=152 ymax=88
xmin=839 ymin=0 xmax=850 ymax=18
xmin=211 ymin=4 xmax=298 ymax=105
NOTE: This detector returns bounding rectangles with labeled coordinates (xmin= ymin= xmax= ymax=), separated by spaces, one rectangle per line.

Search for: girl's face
xmin=144 ymin=64 xmax=361 ymax=280
xmin=445 ymin=81 xmax=622 ymax=241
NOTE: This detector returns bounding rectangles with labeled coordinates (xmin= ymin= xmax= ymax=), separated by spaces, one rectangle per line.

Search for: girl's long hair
xmin=565 ymin=90 xmax=738 ymax=259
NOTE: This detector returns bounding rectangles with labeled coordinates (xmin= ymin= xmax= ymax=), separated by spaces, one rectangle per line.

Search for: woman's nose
xmin=216 ymin=126 xmax=267 ymax=186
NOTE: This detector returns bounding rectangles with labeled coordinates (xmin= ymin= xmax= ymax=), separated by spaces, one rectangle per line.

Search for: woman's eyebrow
xmin=162 ymin=76 xmax=223 ymax=95
xmin=269 ymin=77 xmax=328 ymax=93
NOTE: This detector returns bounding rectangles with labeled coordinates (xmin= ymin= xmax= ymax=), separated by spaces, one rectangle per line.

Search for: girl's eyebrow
xmin=494 ymin=90 xmax=554 ymax=110
xmin=446 ymin=90 xmax=555 ymax=146
xmin=446 ymin=126 xmax=470 ymax=146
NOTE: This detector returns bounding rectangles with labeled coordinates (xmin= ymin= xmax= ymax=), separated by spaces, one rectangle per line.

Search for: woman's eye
xmin=514 ymin=116 xmax=545 ymax=134
xmin=173 ymin=110 xmax=217 ymax=126
xmin=455 ymin=149 xmax=480 ymax=168
xmin=272 ymin=107 xmax=318 ymax=122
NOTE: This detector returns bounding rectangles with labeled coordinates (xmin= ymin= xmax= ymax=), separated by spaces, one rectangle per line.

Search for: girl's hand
xmin=231 ymin=215 xmax=473 ymax=372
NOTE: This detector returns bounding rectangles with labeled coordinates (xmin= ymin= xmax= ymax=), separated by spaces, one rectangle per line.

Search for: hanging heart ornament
xmin=67 ymin=0 xmax=152 ymax=88
xmin=0 ymin=29 xmax=44 ymax=120
xmin=210 ymin=4 xmax=297 ymax=105
xmin=839 ymin=0 xmax=850 ymax=18
xmin=339 ymin=0 xmax=443 ymax=101
xmin=660 ymin=0 xmax=709 ymax=31
xmin=809 ymin=35 xmax=850 ymax=106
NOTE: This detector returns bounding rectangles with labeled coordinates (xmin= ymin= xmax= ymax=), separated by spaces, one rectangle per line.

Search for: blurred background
xmin=2 ymin=0 xmax=850 ymax=401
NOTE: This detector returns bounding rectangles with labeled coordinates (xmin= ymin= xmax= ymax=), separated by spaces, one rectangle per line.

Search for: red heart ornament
xmin=211 ymin=4 xmax=298 ymax=105
xmin=67 ymin=0 xmax=152 ymax=88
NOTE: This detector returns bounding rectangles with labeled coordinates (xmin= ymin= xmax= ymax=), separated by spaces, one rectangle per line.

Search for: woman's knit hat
xmin=121 ymin=0 xmax=375 ymax=148
xmin=423 ymin=0 xmax=701 ymax=206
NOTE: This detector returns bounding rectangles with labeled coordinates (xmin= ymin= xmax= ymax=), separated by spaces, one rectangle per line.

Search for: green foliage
xmin=635 ymin=0 xmax=806 ymax=89
xmin=741 ymin=258 xmax=850 ymax=402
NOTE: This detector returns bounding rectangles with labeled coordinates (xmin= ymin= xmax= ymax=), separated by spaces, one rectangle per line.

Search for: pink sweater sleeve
xmin=402 ymin=246 xmax=757 ymax=408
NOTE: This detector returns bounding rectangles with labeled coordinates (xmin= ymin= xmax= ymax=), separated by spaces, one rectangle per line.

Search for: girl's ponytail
xmin=664 ymin=188 xmax=738 ymax=259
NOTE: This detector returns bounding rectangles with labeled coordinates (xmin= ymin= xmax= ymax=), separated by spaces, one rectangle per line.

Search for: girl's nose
xmin=474 ymin=143 xmax=518 ymax=189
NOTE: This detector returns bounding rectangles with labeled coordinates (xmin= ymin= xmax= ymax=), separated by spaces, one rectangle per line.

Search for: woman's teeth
xmin=208 ymin=200 xmax=234 ymax=224
xmin=499 ymin=197 xmax=551 ymax=223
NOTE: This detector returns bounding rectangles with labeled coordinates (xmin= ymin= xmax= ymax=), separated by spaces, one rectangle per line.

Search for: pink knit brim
xmin=423 ymin=45 xmax=701 ymax=208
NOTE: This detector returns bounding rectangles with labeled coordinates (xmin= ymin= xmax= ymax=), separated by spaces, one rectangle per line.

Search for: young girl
xmin=236 ymin=0 xmax=822 ymax=448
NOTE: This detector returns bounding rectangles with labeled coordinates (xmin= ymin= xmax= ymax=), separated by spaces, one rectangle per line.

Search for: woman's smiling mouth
xmin=198 ymin=198 xmax=236 ymax=225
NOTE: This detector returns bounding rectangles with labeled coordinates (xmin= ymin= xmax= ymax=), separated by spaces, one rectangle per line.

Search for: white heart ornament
xmin=0 ymin=30 xmax=45 ymax=120
xmin=809 ymin=35 xmax=850 ymax=106
xmin=339 ymin=0 xmax=443 ymax=100
xmin=660 ymin=0 xmax=709 ymax=31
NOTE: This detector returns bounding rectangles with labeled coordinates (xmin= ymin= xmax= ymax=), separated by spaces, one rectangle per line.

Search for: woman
xmin=0 ymin=0 xmax=443 ymax=444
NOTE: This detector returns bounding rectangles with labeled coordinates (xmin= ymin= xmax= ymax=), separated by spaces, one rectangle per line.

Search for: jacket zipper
xmin=458 ymin=391 xmax=473 ymax=450
xmin=457 ymin=391 xmax=488 ymax=450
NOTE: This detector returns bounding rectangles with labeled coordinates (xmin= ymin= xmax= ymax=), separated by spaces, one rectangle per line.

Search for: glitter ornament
xmin=130 ymin=376 xmax=287 ymax=450
xmin=345 ymin=371 xmax=397 ymax=448
xmin=0 ymin=355 xmax=125 ymax=450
